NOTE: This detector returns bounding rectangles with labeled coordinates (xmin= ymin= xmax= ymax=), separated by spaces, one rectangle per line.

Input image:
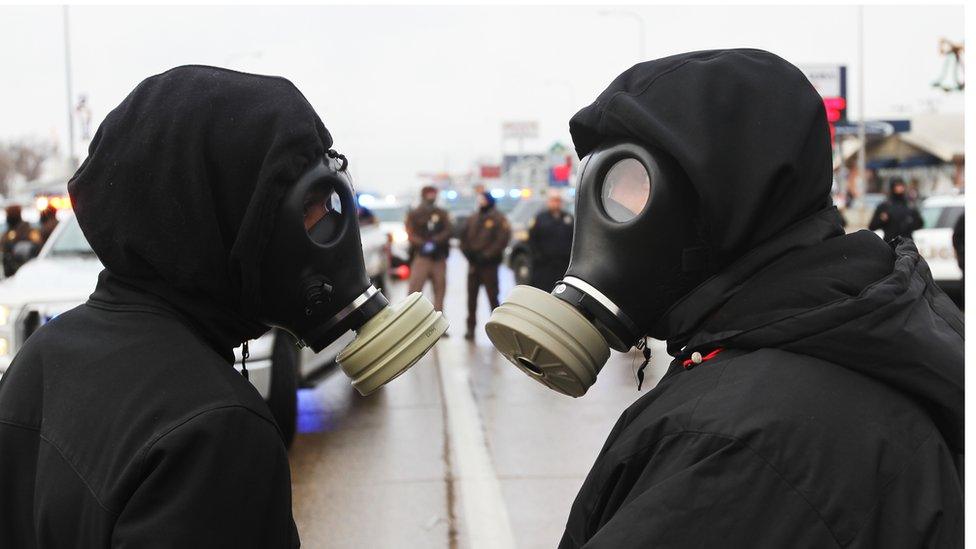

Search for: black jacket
xmin=0 ymin=66 xmax=330 ymax=547
xmin=868 ymin=195 xmax=923 ymax=241
xmin=528 ymin=209 xmax=574 ymax=290
xmin=559 ymin=213 xmax=963 ymax=548
xmin=561 ymin=49 xmax=963 ymax=548
xmin=952 ymin=213 xmax=964 ymax=271
xmin=0 ymin=273 xmax=298 ymax=548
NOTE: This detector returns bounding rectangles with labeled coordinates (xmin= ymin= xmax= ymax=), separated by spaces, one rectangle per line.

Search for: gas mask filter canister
xmin=487 ymin=141 xmax=702 ymax=397
xmin=260 ymin=153 xmax=448 ymax=395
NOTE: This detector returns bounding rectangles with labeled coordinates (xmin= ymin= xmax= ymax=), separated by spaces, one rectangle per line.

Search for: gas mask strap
xmin=326 ymin=149 xmax=349 ymax=172
xmin=240 ymin=340 xmax=249 ymax=380
xmin=635 ymin=337 xmax=652 ymax=391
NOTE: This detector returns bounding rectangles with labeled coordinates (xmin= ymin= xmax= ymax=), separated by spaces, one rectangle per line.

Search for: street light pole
xmin=599 ymin=9 xmax=647 ymax=61
xmin=63 ymin=5 xmax=76 ymax=168
xmin=857 ymin=6 xmax=867 ymax=198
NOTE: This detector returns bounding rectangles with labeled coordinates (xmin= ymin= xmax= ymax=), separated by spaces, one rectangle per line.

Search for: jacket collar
xmin=88 ymin=270 xmax=269 ymax=363
xmin=654 ymin=207 xmax=845 ymax=355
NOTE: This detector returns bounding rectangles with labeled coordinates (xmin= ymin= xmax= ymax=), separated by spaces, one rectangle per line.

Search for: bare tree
xmin=0 ymin=147 xmax=13 ymax=198
xmin=10 ymin=138 xmax=57 ymax=183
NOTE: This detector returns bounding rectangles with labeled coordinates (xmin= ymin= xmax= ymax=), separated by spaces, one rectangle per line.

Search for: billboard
xmin=502 ymin=121 xmax=539 ymax=140
xmin=800 ymin=65 xmax=847 ymax=100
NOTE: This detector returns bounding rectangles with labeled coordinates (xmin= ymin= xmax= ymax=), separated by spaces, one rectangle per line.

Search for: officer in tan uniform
xmin=460 ymin=191 xmax=511 ymax=339
xmin=405 ymin=186 xmax=452 ymax=312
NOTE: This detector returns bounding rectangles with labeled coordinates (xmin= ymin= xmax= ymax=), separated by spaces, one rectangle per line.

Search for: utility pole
xmin=856 ymin=6 xmax=867 ymax=198
xmin=63 ymin=5 xmax=77 ymax=168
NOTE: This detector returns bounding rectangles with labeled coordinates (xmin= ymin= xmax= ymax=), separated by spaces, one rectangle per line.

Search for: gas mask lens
xmin=303 ymin=185 xmax=342 ymax=240
xmin=601 ymin=158 xmax=650 ymax=222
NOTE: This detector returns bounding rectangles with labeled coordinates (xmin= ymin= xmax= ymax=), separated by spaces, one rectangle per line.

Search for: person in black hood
xmin=0 ymin=66 xmax=342 ymax=547
xmin=869 ymin=178 xmax=923 ymax=241
xmin=510 ymin=50 xmax=962 ymax=548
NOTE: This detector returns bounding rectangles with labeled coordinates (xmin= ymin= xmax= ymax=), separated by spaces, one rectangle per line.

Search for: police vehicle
xmin=914 ymin=194 xmax=965 ymax=304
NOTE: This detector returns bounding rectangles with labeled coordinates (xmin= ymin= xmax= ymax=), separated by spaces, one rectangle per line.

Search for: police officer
xmin=528 ymin=189 xmax=574 ymax=291
xmin=2 ymin=205 xmax=42 ymax=277
xmin=405 ymin=185 xmax=452 ymax=312
xmin=460 ymin=191 xmax=510 ymax=339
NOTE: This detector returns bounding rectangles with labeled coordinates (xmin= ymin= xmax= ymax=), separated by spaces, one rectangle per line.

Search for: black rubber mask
xmin=486 ymin=141 xmax=705 ymax=397
xmin=559 ymin=140 xmax=705 ymax=350
xmin=260 ymin=153 xmax=448 ymax=395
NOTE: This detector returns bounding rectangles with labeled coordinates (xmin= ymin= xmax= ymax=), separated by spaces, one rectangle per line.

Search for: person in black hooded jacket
xmin=868 ymin=178 xmax=923 ymax=241
xmin=558 ymin=50 xmax=963 ymax=548
xmin=0 ymin=66 xmax=339 ymax=547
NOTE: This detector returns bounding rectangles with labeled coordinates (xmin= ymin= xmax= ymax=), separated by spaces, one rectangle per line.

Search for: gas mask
xmin=486 ymin=141 xmax=705 ymax=397
xmin=260 ymin=153 xmax=448 ymax=395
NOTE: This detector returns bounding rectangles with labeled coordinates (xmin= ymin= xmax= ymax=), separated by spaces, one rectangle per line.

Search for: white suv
xmin=915 ymin=194 xmax=965 ymax=304
xmin=0 ymin=211 xmax=389 ymax=446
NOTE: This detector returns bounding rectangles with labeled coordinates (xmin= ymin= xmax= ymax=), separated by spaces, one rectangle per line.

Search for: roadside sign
xmin=800 ymin=65 xmax=847 ymax=101
xmin=502 ymin=121 xmax=539 ymax=140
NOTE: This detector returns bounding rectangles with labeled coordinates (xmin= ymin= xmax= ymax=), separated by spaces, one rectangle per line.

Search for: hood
xmin=569 ymin=49 xmax=832 ymax=268
xmin=67 ymin=65 xmax=332 ymax=360
xmin=679 ymin=225 xmax=965 ymax=454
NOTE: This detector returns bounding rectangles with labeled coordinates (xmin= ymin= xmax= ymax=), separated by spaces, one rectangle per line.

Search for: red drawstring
xmin=682 ymin=348 xmax=723 ymax=369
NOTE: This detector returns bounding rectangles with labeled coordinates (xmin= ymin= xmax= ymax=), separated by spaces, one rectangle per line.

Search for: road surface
xmin=290 ymin=254 xmax=671 ymax=548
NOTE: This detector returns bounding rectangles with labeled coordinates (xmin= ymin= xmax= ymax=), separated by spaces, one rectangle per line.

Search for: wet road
xmin=290 ymin=255 xmax=672 ymax=548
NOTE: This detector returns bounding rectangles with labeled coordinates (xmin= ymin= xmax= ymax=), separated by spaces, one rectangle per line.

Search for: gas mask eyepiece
xmin=487 ymin=141 xmax=702 ymax=397
xmin=260 ymin=153 xmax=448 ymax=395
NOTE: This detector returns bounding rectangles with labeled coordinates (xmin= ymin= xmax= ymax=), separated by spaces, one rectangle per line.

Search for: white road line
xmin=436 ymin=345 xmax=517 ymax=549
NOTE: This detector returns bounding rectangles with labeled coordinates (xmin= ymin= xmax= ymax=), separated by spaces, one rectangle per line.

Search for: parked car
xmin=504 ymin=194 xmax=575 ymax=285
xmin=0 ymin=210 xmax=390 ymax=447
xmin=914 ymin=194 xmax=965 ymax=304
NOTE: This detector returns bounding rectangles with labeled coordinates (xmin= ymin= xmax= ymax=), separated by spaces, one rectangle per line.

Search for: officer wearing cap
xmin=460 ymin=191 xmax=510 ymax=340
xmin=405 ymin=185 xmax=452 ymax=312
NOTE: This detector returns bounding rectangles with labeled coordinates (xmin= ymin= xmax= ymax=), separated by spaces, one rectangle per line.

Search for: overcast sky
xmin=0 ymin=4 xmax=964 ymax=193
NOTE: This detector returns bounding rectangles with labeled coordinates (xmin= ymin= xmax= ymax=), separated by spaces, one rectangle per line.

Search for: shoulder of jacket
xmin=142 ymin=404 xmax=281 ymax=457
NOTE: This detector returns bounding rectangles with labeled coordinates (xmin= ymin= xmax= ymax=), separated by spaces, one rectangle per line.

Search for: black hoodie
xmin=0 ymin=66 xmax=330 ymax=547
xmin=560 ymin=50 xmax=963 ymax=548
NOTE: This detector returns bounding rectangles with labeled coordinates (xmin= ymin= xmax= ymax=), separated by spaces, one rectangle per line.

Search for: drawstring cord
xmin=635 ymin=337 xmax=652 ymax=391
xmin=326 ymin=149 xmax=349 ymax=172
xmin=240 ymin=340 xmax=249 ymax=380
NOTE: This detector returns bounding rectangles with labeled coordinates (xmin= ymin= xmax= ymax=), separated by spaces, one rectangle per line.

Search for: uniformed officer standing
xmin=460 ymin=191 xmax=511 ymax=339
xmin=2 ymin=205 xmax=42 ymax=277
xmin=528 ymin=190 xmax=574 ymax=291
xmin=405 ymin=186 xmax=452 ymax=311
